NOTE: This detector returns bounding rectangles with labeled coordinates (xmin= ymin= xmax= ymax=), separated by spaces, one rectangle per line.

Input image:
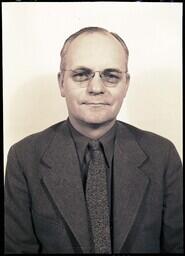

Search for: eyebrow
xmin=103 ymin=68 xmax=122 ymax=73
xmin=72 ymin=67 xmax=92 ymax=72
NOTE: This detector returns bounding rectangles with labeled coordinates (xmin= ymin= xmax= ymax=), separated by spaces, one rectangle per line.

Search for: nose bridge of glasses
xmin=91 ymin=70 xmax=101 ymax=78
xmin=91 ymin=70 xmax=103 ymax=80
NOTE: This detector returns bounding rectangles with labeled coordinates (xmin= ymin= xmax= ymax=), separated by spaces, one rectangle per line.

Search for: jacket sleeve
xmin=161 ymin=142 xmax=183 ymax=253
xmin=5 ymin=145 xmax=40 ymax=253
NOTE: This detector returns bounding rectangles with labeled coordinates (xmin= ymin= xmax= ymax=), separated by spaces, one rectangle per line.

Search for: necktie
xmin=85 ymin=140 xmax=111 ymax=254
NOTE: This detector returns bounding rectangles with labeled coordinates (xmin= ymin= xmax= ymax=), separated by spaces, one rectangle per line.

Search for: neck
xmin=68 ymin=117 xmax=116 ymax=140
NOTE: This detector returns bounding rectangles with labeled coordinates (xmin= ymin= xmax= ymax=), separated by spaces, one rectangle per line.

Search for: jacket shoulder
xmin=118 ymin=120 xmax=172 ymax=144
xmin=117 ymin=121 xmax=181 ymax=162
xmin=9 ymin=121 xmax=66 ymax=158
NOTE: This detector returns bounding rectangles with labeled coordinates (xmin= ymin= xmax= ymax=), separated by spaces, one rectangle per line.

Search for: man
xmin=5 ymin=27 xmax=183 ymax=254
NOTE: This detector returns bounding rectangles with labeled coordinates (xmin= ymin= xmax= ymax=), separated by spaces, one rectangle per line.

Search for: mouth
xmin=82 ymin=102 xmax=110 ymax=105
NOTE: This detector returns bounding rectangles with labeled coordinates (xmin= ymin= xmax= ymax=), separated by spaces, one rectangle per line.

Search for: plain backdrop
xmin=2 ymin=2 xmax=182 ymax=170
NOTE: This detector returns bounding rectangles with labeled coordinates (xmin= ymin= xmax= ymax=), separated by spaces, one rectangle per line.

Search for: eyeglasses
xmin=62 ymin=68 xmax=128 ymax=87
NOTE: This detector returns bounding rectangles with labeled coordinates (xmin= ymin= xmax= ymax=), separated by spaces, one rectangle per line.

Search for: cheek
xmin=112 ymin=88 xmax=126 ymax=105
xmin=64 ymin=88 xmax=83 ymax=110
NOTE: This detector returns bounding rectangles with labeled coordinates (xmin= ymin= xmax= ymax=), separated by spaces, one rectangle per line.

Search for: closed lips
xmin=83 ymin=102 xmax=109 ymax=105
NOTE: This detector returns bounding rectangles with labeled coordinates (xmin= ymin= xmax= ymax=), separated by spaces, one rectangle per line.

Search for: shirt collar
xmin=67 ymin=118 xmax=117 ymax=168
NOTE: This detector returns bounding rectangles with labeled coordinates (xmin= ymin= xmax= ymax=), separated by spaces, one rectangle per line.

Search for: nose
xmin=87 ymin=72 xmax=105 ymax=94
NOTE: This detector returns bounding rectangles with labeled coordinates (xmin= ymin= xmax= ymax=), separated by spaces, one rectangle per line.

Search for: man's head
xmin=58 ymin=27 xmax=130 ymax=128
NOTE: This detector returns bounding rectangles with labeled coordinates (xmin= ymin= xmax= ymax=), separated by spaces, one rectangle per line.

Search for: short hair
xmin=59 ymin=26 xmax=129 ymax=72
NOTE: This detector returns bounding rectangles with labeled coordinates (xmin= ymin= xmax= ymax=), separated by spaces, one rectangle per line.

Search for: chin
xmin=80 ymin=115 xmax=115 ymax=126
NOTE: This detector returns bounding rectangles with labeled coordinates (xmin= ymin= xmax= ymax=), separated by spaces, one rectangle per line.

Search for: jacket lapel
xmin=40 ymin=121 xmax=91 ymax=253
xmin=113 ymin=122 xmax=149 ymax=253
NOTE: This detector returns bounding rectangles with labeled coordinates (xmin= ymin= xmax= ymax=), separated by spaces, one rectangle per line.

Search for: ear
xmin=58 ymin=72 xmax=65 ymax=97
xmin=123 ymin=73 xmax=130 ymax=97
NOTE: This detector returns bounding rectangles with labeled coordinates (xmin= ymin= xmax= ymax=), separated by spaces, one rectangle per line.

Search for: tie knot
xmin=88 ymin=140 xmax=101 ymax=151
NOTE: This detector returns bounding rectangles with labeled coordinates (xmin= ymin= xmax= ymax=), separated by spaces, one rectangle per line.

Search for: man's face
xmin=58 ymin=32 xmax=129 ymax=126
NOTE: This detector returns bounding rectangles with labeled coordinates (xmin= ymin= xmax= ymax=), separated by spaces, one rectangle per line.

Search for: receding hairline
xmin=59 ymin=27 xmax=129 ymax=71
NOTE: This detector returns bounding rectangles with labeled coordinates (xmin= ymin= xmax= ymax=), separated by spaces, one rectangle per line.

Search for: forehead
xmin=65 ymin=32 xmax=127 ymax=70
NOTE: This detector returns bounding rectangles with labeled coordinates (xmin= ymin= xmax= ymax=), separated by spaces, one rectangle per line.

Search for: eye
xmin=102 ymin=71 xmax=122 ymax=83
xmin=71 ymin=70 xmax=91 ymax=82
xmin=107 ymin=73 xmax=119 ymax=78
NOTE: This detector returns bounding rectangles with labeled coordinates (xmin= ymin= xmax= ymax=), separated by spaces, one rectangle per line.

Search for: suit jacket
xmin=5 ymin=120 xmax=183 ymax=254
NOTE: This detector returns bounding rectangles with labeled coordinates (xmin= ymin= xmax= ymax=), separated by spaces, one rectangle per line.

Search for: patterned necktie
xmin=85 ymin=140 xmax=111 ymax=254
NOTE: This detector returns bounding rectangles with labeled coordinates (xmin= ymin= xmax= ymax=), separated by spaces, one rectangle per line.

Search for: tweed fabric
xmin=85 ymin=140 xmax=111 ymax=254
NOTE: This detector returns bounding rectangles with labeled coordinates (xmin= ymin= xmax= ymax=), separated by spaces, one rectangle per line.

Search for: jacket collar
xmin=40 ymin=121 xmax=91 ymax=253
xmin=40 ymin=120 xmax=149 ymax=253
xmin=113 ymin=121 xmax=149 ymax=252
